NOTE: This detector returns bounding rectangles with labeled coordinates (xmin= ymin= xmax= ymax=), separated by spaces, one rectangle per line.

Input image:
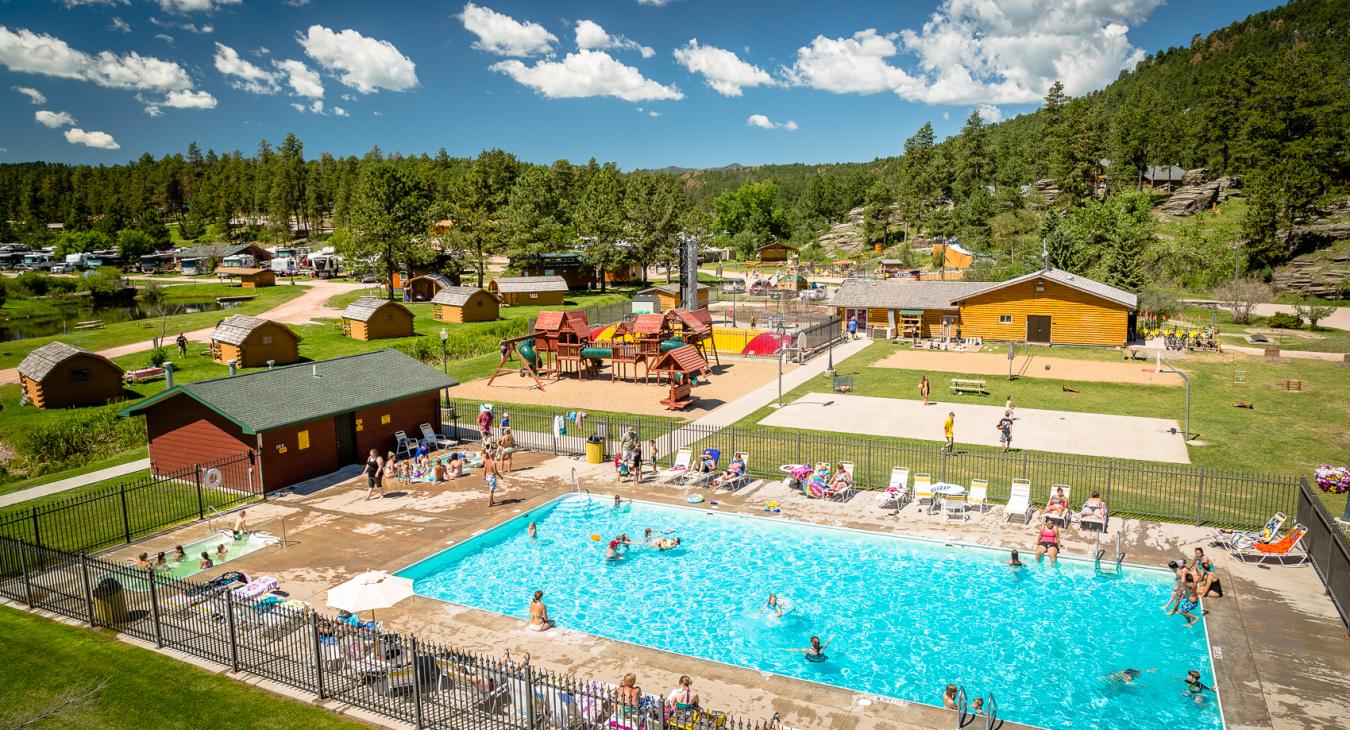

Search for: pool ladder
xmin=1094 ymin=530 xmax=1126 ymax=576
xmin=954 ymin=686 xmax=999 ymax=729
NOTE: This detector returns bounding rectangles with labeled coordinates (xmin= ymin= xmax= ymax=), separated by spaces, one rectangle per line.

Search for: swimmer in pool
xmin=643 ymin=528 xmax=653 ymax=541
xmin=1104 ymin=668 xmax=1154 ymax=684
xmin=788 ymin=635 xmax=832 ymax=662
xmin=1008 ymin=549 xmax=1023 ymax=567
xmin=651 ymin=537 xmax=681 ymax=551
xmin=758 ymin=593 xmax=784 ymax=618
xmin=527 ymin=521 xmax=537 ymax=539
xmin=1182 ymin=670 xmax=1213 ymax=702
xmin=173 ymin=545 xmax=186 ymax=561
xmin=215 ymin=544 xmax=228 ymax=560
xmin=199 ymin=552 xmax=214 ymax=570
xmin=604 ymin=540 xmax=623 ymax=560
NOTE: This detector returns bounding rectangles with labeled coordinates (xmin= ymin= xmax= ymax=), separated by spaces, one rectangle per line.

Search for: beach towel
xmin=232 ymin=575 xmax=279 ymax=602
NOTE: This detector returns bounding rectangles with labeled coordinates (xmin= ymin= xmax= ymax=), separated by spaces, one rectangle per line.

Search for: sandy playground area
xmin=873 ymin=348 xmax=1183 ymax=386
xmin=446 ymin=356 xmax=793 ymax=418
xmin=758 ymin=392 xmax=1190 ymax=462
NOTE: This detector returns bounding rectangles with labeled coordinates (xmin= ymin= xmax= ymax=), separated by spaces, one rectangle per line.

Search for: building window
xmin=70 ymin=368 xmax=90 ymax=381
xmin=999 ymin=315 xmax=1013 ymax=324
xmin=530 ymin=293 xmax=539 ymax=299
xmin=261 ymin=335 xmax=274 ymax=345
xmin=1034 ymin=281 xmax=1045 ymax=292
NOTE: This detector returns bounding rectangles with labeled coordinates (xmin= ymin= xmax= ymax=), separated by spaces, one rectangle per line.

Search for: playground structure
xmin=652 ymin=345 xmax=714 ymax=411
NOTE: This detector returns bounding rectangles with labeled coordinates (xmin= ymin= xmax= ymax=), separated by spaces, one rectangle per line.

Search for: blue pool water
xmin=399 ymin=495 xmax=1222 ymax=730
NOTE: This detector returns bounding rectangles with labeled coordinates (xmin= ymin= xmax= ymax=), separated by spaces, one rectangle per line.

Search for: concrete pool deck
xmin=757 ymin=392 xmax=1192 ymax=463
xmin=92 ymin=455 xmax=1348 ymax=730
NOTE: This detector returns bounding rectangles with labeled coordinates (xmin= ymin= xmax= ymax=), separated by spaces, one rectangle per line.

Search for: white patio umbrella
xmin=326 ymin=570 xmax=414 ymax=620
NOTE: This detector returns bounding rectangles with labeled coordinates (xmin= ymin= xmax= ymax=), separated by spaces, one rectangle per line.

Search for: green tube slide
xmin=518 ymin=338 xmax=541 ymax=368
xmin=579 ymin=346 xmax=612 ymax=359
xmin=660 ymin=338 xmax=684 ymax=353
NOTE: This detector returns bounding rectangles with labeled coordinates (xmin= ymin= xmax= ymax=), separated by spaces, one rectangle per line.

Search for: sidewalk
xmin=0 ymin=458 xmax=150 ymax=509
xmin=690 ymin=337 xmax=872 ymax=428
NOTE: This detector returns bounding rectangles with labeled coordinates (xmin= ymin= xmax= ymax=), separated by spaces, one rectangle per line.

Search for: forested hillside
xmin=1 ymin=0 xmax=1346 ymax=295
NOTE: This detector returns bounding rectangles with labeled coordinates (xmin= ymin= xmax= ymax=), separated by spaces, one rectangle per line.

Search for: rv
xmin=19 ymin=252 xmax=54 ymax=270
xmin=220 ymin=254 xmax=257 ymax=269
xmin=85 ymin=250 xmax=119 ymax=269
xmin=305 ymin=252 xmax=341 ymax=279
xmin=271 ymin=256 xmax=301 ymax=276
xmin=138 ymin=253 xmax=176 ymax=274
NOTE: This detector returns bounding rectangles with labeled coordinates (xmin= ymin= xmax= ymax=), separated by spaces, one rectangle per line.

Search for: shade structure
xmin=326 ymin=570 xmax=415 ymax=614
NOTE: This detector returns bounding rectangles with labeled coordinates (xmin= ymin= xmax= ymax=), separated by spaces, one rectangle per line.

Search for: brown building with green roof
xmin=119 ymin=350 xmax=457 ymax=492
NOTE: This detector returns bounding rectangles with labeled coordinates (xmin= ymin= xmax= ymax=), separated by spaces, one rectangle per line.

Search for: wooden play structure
xmin=651 ymin=345 xmax=712 ymax=411
xmin=672 ymin=308 xmax=721 ymax=366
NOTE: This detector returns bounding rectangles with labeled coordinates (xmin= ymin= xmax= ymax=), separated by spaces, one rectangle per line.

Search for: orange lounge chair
xmin=1236 ymin=524 xmax=1308 ymax=566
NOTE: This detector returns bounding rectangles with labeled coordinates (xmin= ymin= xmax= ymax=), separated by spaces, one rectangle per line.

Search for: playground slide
xmin=518 ymin=338 xmax=541 ymax=368
xmin=577 ymin=339 xmax=684 ymax=361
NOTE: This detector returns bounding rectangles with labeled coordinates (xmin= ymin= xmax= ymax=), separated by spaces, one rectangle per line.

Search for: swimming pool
xmin=152 ymin=531 xmax=278 ymax=581
xmin=399 ymin=495 xmax=1222 ymax=730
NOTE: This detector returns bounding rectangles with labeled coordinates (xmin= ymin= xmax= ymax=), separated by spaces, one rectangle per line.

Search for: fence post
xmin=29 ymin=506 xmax=42 ymax=551
xmin=1195 ymin=469 xmax=1206 ymax=526
xmin=195 ymin=463 xmax=205 ymax=520
xmin=309 ymin=613 xmax=326 ymax=699
xmin=119 ymin=482 xmax=132 ymax=544
xmin=17 ymin=540 xmax=34 ymax=608
xmin=225 ymin=590 xmax=240 ymax=672
xmin=410 ymin=637 xmax=425 ymax=729
xmin=1021 ymin=451 xmax=1029 ymax=481
xmin=524 ymin=665 xmax=538 ymax=729
xmin=147 ymin=569 xmax=164 ymax=648
xmin=941 ymin=448 xmax=948 ymax=484
xmin=796 ymin=432 xmax=803 ymax=466
xmin=1105 ymin=462 xmax=1113 ymax=505
xmin=78 ymin=554 xmax=96 ymax=627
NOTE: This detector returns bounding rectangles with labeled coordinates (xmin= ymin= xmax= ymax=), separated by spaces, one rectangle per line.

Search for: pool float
xmin=686 ymin=494 xmax=705 ymax=504
xmin=765 ymin=501 xmax=780 ymax=508
xmin=590 ymin=534 xmax=601 ymax=541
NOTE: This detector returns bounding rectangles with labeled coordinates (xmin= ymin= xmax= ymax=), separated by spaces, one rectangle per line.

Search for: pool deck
xmin=94 ymin=455 xmax=1350 ymax=730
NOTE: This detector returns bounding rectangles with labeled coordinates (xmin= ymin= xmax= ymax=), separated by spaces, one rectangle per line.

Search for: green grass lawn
xmin=0 ymin=284 xmax=307 ymax=370
xmin=0 ymin=606 xmax=363 ymax=730
xmin=0 ymin=449 xmax=147 ymax=499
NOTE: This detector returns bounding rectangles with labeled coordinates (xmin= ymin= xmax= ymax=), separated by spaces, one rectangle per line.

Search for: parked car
xmin=720 ymin=280 xmax=746 ymax=294
xmin=799 ymin=288 xmax=827 ymax=302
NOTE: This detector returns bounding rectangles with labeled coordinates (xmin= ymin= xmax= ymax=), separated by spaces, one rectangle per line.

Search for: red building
xmin=119 ymin=350 xmax=457 ymax=492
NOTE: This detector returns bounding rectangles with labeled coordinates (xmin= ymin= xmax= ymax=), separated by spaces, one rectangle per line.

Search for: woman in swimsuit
xmin=528 ymin=590 xmax=552 ymax=631
xmin=154 ymin=551 xmax=168 ymax=569
xmin=363 ymin=449 xmax=385 ymax=500
xmin=499 ymin=428 xmax=516 ymax=473
xmin=1079 ymin=492 xmax=1106 ymax=519
xmin=1034 ymin=519 xmax=1059 ymax=566
xmin=173 ymin=545 xmax=186 ymax=561
xmin=198 ymin=552 xmax=214 ymax=570
xmin=791 ymin=635 xmax=832 ymax=662
xmin=667 ymin=675 xmax=700 ymax=711
xmin=1045 ymin=488 xmax=1069 ymax=522
xmin=615 ymin=674 xmax=644 ymax=723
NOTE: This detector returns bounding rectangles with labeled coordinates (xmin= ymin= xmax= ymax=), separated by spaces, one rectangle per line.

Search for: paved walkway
xmin=758 ymin=393 xmax=1191 ymax=463
xmin=689 ymin=338 xmax=872 ymax=428
xmin=0 ymin=458 xmax=150 ymax=509
xmin=1184 ymin=299 xmax=1350 ymax=331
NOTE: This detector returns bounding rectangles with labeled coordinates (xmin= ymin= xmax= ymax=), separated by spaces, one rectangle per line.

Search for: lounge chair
xmin=943 ymin=493 xmax=968 ymax=521
xmin=826 ymin=461 xmax=856 ymax=502
xmin=913 ymin=473 xmax=934 ymax=506
xmin=1078 ymin=500 xmax=1109 ymax=532
xmin=658 ymin=448 xmax=693 ymax=483
xmin=717 ymin=452 xmax=752 ymax=491
xmin=1234 ymin=524 xmax=1308 ymax=565
xmin=967 ymin=479 xmax=989 ymax=513
xmin=681 ymin=449 xmax=720 ymax=488
xmin=1003 ymin=479 xmax=1033 ymax=523
xmin=393 ymin=430 xmax=418 ymax=461
xmin=420 ymin=422 xmax=455 ymax=450
xmin=1213 ymin=512 xmax=1286 ymax=551
xmin=1044 ymin=484 xmax=1072 ymax=526
xmin=875 ymin=467 xmax=910 ymax=510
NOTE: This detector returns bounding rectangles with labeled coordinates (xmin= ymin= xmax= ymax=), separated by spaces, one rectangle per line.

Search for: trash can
xmin=91 ymin=576 xmax=129 ymax=625
xmin=585 ymin=435 xmax=605 ymax=464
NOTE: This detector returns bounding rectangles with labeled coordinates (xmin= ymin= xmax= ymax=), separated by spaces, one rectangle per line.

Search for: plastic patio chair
xmin=967 ymin=479 xmax=989 ymax=513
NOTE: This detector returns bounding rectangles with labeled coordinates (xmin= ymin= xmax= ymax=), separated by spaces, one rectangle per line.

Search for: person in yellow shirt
xmin=943 ymin=412 xmax=955 ymax=453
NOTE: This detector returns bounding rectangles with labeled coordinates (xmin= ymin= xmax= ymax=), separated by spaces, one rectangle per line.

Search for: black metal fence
xmin=444 ymin=400 xmax=1296 ymax=529
xmin=1297 ymin=478 xmax=1350 ymax=632
xmin=0 ymin=537 xmax=777 ymax=730
xmin=0 ymin=452 xmax=258 ymax=561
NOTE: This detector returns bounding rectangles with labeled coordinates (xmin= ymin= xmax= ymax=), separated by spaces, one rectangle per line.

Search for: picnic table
xmin=124 ymin=367 xmax=166 ymax=383
xmin=949 ymin=378 xmax=988 ymax=396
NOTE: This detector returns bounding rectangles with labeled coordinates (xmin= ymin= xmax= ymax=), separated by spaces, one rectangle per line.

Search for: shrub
xmin=1267 ymin=312 xmax=1300 ymax=329
xmin=78 ymin=267 xmax=129 ymax=300
xmin=147 ymin=346 xmax=169 ymax=368
xmin=14 ymin=272 xmax=72 ymax=297
xmin=12 ymin=411 xmax=146 ymax=476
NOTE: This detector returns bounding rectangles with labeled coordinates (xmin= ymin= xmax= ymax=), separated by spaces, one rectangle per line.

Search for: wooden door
xmin=334 ymin=412 xmax=358 ymax=465
xmin=1027 ymin=315 xmax=1052 ymax=343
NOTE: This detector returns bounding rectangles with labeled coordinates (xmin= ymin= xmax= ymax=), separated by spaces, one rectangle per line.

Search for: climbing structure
xmin=672 ymin=308 xmax=721 ymax=366
xmin=535 ymin=310 xmax=596 ymax=379
xmin=486 ymin=333 xmax=549 ymax=390
xmin=651 ymin=345 xmax=712 ymax=411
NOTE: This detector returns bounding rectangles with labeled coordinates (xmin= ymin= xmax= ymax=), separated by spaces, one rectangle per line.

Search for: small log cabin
xmin=17 ymin=341 xmax=125 ymax=409
xmin=341 ymin=297 xmax=414 ymax=341
xmin=221 ymin=267 xmax=276 ymax=288
xmin=119 ymin=350 xmax=457 ymax=493
xmin=638 ymin=283 xmax=711 ymax=310
xmin=831 ymin=268 xmax=1137 ymax=346
xmin=432 ymin=286 xmax=499 ymax=323
xmin=211 ymin=315 xmax=301 ymax=368
xmin=405 ymin=273 xmax=454 ymax=302
xmin=755 ymin=241 xmax=796 ymax=263
xmin=489 ymin=276 xmax=568 ymax=306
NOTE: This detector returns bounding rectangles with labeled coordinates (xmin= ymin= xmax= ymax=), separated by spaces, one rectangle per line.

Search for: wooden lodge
xmin=17 ymin=342 xmax=125 ymax=409
xmin=638 ymin=283 xmax=710 ymax=310
xmin=210 ymin=315 xmax=301 ymax=368
xmin=831 ymin=268 xmax=1137 ymax=346
xmin=432 ymin=286 xmax=499 ymax=323
xmin=119 ymin=350 xmax=457 ymax=493
xmin=755 ymin=241 xmax=796 ymax=264
xmin=489 ymin=276 xmax=568 ymax=306
xmin=341 ymin=297 xmax=414 ymax=341
xmin=221 ymin=267 xmax=276 ymax=288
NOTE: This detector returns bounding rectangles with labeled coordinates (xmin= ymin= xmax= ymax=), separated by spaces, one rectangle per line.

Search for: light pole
xmin=439 ymin=328 xmax=448 ymax=375
xmin=1159 ymin=357 xmax=1191 ymax=441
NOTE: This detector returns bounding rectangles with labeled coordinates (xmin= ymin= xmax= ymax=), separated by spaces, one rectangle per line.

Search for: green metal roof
xmin=118 ymin=349 xmax=457 ymax=434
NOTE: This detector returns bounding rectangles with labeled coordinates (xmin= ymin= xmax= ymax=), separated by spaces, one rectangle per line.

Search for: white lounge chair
xmin=420 ymin=422 xmax=455 ymax=450
xmin=718 ymin=452 xmax=752 ymax=491
xmin=967 ymin=479 xmax=989 ymax=513
xmin=826 ymin=461 xmax=856 ymax=502
xmin=1233 ymin=523 xmax=1308 ymax=565
xmin=1003 ymin=479 xmax=1033 ymax=523
xmin=876 ymin=467 xmax=910 ymax=509
xmin=943 ymin=493 xmax=968 ymax=521
xmin=1045 ymin=484 xmax=1072 ymax=526
xmin=658 ymin=448 xmax=693 ymax=483
xmin=393 ymin=430 xmax=418 ymax=460
xmin=1213 ymin=512 xmax=1286 ymax=551
xmin=913 ymin=473 xmax=934 ymax=506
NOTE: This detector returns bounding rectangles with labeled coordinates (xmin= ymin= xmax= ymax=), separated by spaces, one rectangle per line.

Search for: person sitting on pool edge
xmin=528 ymin=590 xmax=552 ymax=632
xmin=789 ymin=635 xmax=832 ymax=662
xmin=1034 ymin=518 xmax=1060 ymax=566
xmin=1191 ymin=547 xmax=1223 ymax=598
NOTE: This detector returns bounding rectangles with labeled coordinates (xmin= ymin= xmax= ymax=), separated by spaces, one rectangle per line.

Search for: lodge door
xmin=334 ymin=412 xmax=358 ymax=465
xmin=1027 ymin=315 xmax=1052 ymax=343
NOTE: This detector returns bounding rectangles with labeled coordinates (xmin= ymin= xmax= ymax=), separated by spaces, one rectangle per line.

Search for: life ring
xmin=204 ymin=468 xmax=223 ymax=489
xmin=686 ymin=494 xmax=705 ymax=504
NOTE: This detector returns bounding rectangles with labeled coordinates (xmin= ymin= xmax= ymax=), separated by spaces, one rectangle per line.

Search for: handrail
xmin=953 ymin=685 xmax=967 ymax=729
xmin=205 ymin=505 xmax=226 ymax=534
xmin=250 ymin=516 xmax=288 ymax=548
xmin=985 ymin=693 xmax=998 ymax=730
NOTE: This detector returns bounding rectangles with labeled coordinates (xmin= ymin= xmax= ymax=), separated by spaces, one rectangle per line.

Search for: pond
xmin=0 ymin=299 xmax=242 ymax=342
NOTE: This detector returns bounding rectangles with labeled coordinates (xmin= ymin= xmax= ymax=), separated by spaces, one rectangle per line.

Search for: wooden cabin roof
xmin=672 ymin=308 xmax=712 ymax=334
xmin=631 ymin=313 xmax=671 ymax=335
xmin=220 ymin=267 xmax=270 ymax=276
xmin=341 ymin=296 xmax=409 ymax=322
xmin=533 ymin=310 xmax=589 ymax=336
xmin=492 ymin=276 xmax=568 ymax=293
xmin=431 ymin=286 xmax=489 ymax=307
xmin=211 ymin=315 xmax=296 ymax=345
xmin=17 ymin=341 xmax=116 ymax=382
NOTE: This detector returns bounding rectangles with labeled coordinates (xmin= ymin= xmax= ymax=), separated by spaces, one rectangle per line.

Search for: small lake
xmin=0 ymin=300 xmax=242 ymax=342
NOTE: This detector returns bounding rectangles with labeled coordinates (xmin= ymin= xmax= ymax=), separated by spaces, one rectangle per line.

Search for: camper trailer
xmin=220 ymin=254 xmax=257 ymax=269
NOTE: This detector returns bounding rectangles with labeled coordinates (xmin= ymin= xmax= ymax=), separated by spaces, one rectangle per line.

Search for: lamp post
xmin=1158 ymin=357 xmax=1191 ymax=441
xmin=439 ymin=328 xmax=448 ymax=375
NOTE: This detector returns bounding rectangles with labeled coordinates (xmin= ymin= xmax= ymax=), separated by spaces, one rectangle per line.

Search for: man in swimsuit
xmin=1176 ymin=574 xmax=1201 ymax=627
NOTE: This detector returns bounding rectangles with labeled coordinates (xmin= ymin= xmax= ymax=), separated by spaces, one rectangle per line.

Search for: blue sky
xmin=1 ymin=0 xmax=1284 ymax=169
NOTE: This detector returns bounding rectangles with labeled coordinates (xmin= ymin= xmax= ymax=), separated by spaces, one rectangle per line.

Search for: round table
xmin=930 ymin=482 xmax=965 ymax=513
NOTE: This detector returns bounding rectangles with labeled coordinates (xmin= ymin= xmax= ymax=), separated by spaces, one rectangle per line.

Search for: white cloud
xmin=285 ymin=0 xmax=311 ymax=6
xmin=64 ymin=127 xmax=120 ymax=150
xmin=161 ymin=89 xmax=217 ymax=109
xmin=636 ymin=0 xmax=672 ymax=5
xmin=13 ymin=86 xmax=46 ymax=104
xmin=333 ymin=106 xmax=349 ymax=116
xmin=575 ymin=20 xmax=653 ymax=58
xmin=289 ymin=99 xmax=327 ymax=114
xmin=310 ymin=99 xmax=323 ymax=113
xmin=214 ymin=42 xmax=280 ymax=93
xmin=785 ymin=0 xmax=1162 ymax=107
xmin=300 ymin=25 xmax=418 ymax=93
xmin=459 ymin=3 xmax=557 ymax=57
xmin=276 ymin=58 xmax=323 ymax=98
xmin=110 ymin=18 xmax=132 ymax=34
xmin=976 ymin=103 xmax=1002 ymax=123
xmin=144 ymin=104 xmax=163 ymax=117
xmin=149 ymin=17 xmax=213 ymax=34
xmin=155 ymin=33 xmax=175 ymax=45
xmin=648 ymin=110 xmax=660 ymax=117
xmin=492 ymin=50 xmax=682 ymax=102
xmin=35 ymin=110 xmax=75 ymax=128
xmin=0 ymin=27 xmax=192 ymax=91
xmin=289 ymin=102 xmax=305 ymax=112
xmin=674 ymin=39 xmax=774 ymax=97
xmin=155 ymin=0 xmax=241 ymax=12
xmin=58 ymin=0 xmax=127 ymax=6
xmin=746 ymin=114 xmax=797 ymax=131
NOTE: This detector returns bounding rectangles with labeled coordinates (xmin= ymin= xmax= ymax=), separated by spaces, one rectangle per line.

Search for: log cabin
xmin=210 ymin=315 xmax=301 ymax=368
xmin=341 ymin=297 xmax=415 ymax=341
xmin=17 ymin=342 xmax=125 ymax=409
xmin=432 ymin=286 xmax=500 ymax=323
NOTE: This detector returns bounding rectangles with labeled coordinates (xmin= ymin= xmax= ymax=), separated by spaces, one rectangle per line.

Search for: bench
xmin=124 ymin=367 xmax=166 ymax=384
xmin=950 ymin=378 xmax=988 ymax=396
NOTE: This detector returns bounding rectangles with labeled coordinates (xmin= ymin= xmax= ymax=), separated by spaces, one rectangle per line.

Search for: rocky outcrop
xmin=1020 ymin=179 xmax=1061 ymax=207
xmin=1159 ymin=175 xmax=1242 ymax=216
xmin=1271 ymin=244 xmax=1350 ymax=299
xmin=1181 ymin=168 xmax=1208 ymax=186
xmin=817 ymin=207 xmax=866 ymax=254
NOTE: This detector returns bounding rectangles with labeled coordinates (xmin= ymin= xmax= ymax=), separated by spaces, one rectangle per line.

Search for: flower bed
xmin=1314 ymin=464 xmax=1350 ymax=494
